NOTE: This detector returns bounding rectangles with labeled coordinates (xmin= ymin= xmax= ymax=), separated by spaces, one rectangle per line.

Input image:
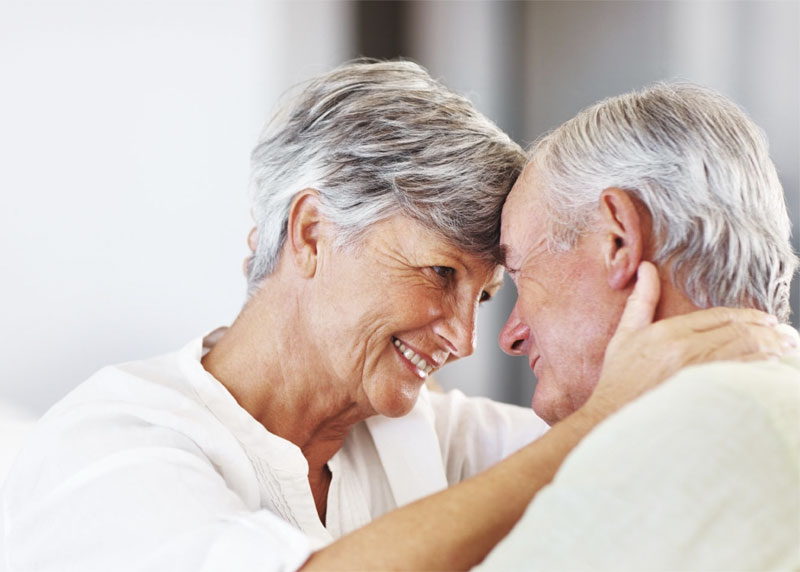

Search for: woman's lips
xmin=392 ymin=337 xmax=437 ymax=379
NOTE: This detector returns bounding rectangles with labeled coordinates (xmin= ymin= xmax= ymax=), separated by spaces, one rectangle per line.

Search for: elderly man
xmin=478 ymin=83 xmax=799 ymax=570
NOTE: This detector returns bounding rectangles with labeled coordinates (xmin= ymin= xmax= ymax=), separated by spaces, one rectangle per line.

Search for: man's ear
xmin=287 ymin=189 xmax=323 ymax=278
xmin=598 ymin=187 xmax=646 ymax=291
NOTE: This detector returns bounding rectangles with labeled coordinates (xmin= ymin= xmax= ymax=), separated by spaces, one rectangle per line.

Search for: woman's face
xmin=310 ymin=214 xmax=504 ymax=418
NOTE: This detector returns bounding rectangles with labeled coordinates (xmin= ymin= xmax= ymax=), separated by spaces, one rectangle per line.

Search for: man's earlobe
xmin=600 ymin=188 xmax=645 ymax=291
xmin=287 ymin=189 xmax=323 ymax=278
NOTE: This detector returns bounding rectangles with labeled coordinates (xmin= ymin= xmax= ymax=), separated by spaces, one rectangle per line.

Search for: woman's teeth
xmin=393 ymin=338 xmax=434 ymax=374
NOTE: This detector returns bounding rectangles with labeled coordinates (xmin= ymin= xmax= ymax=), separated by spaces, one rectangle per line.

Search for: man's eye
xmin=431 ymin=266 xmax=455 ymax=279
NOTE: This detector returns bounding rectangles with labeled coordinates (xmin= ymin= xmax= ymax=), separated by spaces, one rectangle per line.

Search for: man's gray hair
xmin=247 ymin=59 xmax=525 ymax=292
xmin=531 ymin=82 xmax=798 ymax=322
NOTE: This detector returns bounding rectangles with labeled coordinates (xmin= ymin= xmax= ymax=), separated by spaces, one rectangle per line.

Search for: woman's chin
xmin=369 ymin=382 xmax=423 ymax=418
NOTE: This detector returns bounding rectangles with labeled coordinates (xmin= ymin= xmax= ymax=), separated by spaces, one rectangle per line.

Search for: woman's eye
xmin=480 ymin=290 xmax=491 ymax=303
xmin=431 ymin=266 xmax=455 ymax=279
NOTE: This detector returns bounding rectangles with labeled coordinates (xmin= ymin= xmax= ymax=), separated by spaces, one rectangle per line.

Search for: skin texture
xmin=301 ymin=208 xmax=503 ymax=420
xmin=499 ymin=160 xmax=794 ymax=425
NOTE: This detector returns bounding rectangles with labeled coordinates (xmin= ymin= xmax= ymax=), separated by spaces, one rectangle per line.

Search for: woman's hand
xmin=585 ymin=261 xmax=798 ymax=420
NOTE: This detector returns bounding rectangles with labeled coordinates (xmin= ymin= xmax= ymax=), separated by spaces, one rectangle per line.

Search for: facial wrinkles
xmin=364 ymin=241 xmax=453 ymax=372
xmin=343 ymin=303 xmax=432 ymax=418
xmin=503 ymin=230 xmax=553 ymax=378
xmin=358 ymin=220 xmax=500 ymax=367
xmin=283 ymin=326 xmax=372 ymax=427
xmin=312 ymin=247 xmax=393 ymax=403
xmin=377 ymin=240 xmax=460 ymax=295
xmin=502 ymin=215 xmax=537 ymax=279
xmin=382 ymin=236 xmax=496 ymax=309
xmin=510 ymin=235 xmax=548 ymax=293
xmin=329 ymin=306 xmax=383 ymax=395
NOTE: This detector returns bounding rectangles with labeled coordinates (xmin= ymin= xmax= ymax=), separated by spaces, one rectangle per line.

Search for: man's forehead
xmin=499 ymin=163 xmax=542 ymax=268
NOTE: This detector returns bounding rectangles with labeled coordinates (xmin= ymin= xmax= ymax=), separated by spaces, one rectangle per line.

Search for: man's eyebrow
xmin=493 ymin=243 xmax=508 ymax=268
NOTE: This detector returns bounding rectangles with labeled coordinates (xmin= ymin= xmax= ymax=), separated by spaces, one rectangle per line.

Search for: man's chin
xmin=531 ymin=394 xmax=561 ymax=426
xmin=531 ymin=386 xmax=580 ymax=426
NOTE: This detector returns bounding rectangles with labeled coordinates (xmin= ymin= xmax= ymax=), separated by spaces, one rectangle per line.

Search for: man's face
xmin=498 ymin=163 xmax=627 ymax=425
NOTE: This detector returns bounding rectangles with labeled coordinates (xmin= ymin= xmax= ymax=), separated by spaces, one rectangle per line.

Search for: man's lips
xmin=529 ymin=356 xmax=540 ymax=376
xmin=528 ymin=356 xmax=541 ymax=411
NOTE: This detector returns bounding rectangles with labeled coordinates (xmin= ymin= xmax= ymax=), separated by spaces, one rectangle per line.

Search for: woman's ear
xmin=598 ymin=188 xmax=646 ymax=290
xmin=287 ymin=189 xmax=323 ymax=278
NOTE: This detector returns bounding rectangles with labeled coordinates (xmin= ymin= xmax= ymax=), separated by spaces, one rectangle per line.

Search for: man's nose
xmin=499 ymin=304 xmax=530 ymax=356
xmin=434 ymin=298 xmax=478 ymax=359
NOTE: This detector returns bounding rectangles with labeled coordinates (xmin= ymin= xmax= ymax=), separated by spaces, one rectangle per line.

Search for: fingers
xmin=659 ymin=306 xmax=779 ymax=334
xmin=613 ymin=261 xmax=660 ymax=336
xmin=669 ymin=321 xmax=796 ymax=366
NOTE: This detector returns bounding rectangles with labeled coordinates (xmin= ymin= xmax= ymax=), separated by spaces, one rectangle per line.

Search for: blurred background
xmin=1 ymin=0 xmax=798 ymax=419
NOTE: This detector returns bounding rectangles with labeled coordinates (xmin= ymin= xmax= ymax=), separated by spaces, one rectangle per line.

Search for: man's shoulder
xmin=574 ymin=355 xmax=800 ymax=469
xmin=548 ymin=355 xmax=800 ymax=517
xmin=665 ymin=353 xmax=799 ymax=399
xmin=666 ymin=351 xmax=800 ymax=395
xmin=642 ymin=354 xmax=800 ymax=446
xmin=478 ymin=356 xmax=800 ymax=571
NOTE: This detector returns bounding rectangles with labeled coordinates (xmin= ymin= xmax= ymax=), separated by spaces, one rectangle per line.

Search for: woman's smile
xmin=392 ymin=336 xmax=439 ymax=379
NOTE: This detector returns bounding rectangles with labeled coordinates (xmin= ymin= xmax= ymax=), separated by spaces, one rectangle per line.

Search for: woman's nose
xmin=499 ymin=305 xmax=530 ymax=356
xmin=434 ymin=299 xmax=478 ymax=359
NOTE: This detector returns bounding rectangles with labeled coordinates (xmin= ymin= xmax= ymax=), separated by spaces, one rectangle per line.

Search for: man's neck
xmin=654 ymin=272 xmax=702 ymax=320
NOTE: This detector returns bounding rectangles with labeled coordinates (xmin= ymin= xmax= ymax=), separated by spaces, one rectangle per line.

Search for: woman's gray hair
xmin=247 ymin=59 xmax=525 ymax=292
xmin=530 ymin=82 xmax=797 ymax=322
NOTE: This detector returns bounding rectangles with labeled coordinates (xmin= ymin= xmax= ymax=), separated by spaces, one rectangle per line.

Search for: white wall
xmin=0 ymin=1 xmax=354 ymax=415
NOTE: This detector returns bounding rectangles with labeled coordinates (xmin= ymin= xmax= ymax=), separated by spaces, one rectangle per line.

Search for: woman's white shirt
xmin=1 ymin=333 xmax=547 ymax=572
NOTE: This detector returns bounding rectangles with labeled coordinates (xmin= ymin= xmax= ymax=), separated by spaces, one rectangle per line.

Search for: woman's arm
xmin=304 ymin=404 xmax=600 ymax=571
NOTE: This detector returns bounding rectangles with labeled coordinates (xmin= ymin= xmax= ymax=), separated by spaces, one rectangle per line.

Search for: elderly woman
xmin=1 ymin=61 xmax=788 ymax=571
